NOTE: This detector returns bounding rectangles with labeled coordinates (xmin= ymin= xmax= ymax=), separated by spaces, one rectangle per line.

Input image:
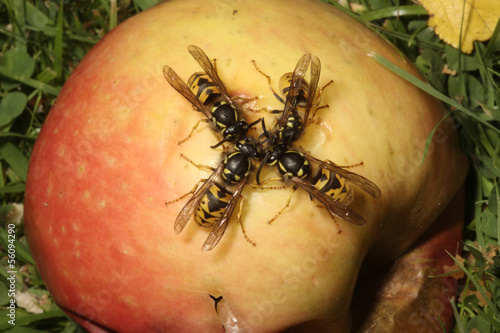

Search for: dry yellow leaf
xmin=420 ymin=0 xmax=500 ymax=53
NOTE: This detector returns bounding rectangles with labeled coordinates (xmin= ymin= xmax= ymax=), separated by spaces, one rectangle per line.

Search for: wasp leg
xmin=231 ymin=95 xmax=279 ymax=115
xmin=306 ymin=202 xmax=342 ymax=233
xmin=231 ymin=95 xmax=259 ymax=105
xmin=251 ymin=60 xmax=284 ymax=104
xmin=233 ymin=196 xmax=257 ymax=247
xmin=246 ymin=106 xmax=282 ymax=116
xmin=315 ymin=79 xmax=334 ymax=105
xmin=180 ymin=153 xmax=217 ymax=172
xmin=251 ymin=177 xmax=285 ymax=190
xmin=251 ymin=184 xmax=286 ymax=191
xmin=308 ymin=104 xmax=329 ymax=123
xmin=308 ymin=203 xmax=343 ymax=233
xmin=308 ymin=80 xmax=334 ymax=121
xmin=267 ymin=186 xmax=297 ymax=225
xmin=165 ymin=178 xmax=208 ymax=206
xmin=212 ymin=57 xmax=218 ymax=72
xmin=323 ymin=160 xmax=364 ymax=169
xmin=252 ymin=176 xmax=287 ymax=193
xmin=178 ymin=118 xmax=211 ymax=145
xmin=209 ymin=131 xmax=229 ymax=151
xmin=246 ymin=104 xmax=273 ymax=115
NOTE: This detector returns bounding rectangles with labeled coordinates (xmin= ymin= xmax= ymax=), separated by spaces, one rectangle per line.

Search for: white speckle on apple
xmin=106 ymin=156 xmax=116 ymax=167
xmin=77 ymin=165 xmax=85 ymax=175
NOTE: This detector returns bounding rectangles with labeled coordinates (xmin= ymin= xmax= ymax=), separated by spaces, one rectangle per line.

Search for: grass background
xmin=0 ymin=0 xmax=499 ymax=331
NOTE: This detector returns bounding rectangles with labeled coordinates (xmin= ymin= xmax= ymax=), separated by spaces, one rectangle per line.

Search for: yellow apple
xmin=24 ymin=0 xmax=468 ymax=332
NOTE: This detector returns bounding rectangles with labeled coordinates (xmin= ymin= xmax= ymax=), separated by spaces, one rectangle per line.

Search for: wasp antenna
xmin=179 ymin=153 xmax=191 ymax=162
xmin=261 ymin=118 xmax=272 ymax=138
xmin=258 ymin=136 xmax=270 ymax=146
xmin=258 ymin=117 xmax=278 ymax=146
xmin=210 ymin=137 xmax=230 ymax=149
xmin=255 ymin=152 xmax=270 ymax=185
xmin=247 ymin=117 xmax=262 ymax=129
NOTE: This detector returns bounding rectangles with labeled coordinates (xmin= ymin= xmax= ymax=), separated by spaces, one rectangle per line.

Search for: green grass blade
xmin=495 ymin=183 xmax=500 ymax=245
xmin=97 ymin=0 xmax=111 ymax=13
xmin=451 ymin=297 xmax=466 ymax=333
xmin=54 ymin=1 xmax=64 ymax=78
xmin=0 ymin=309 xmax=67 ymax=331
xmin=0 ymin=184 xmax=25 ymax=194
xmin=0 ymin=65 xmax=61 ymax=96
xmin=0 ymin=142 xmax=29 ymax=182
xmin=324 ymin=0 xmax=370 ymax=23
xmin=447 ymin=250 xmax=497 ymax=311
xmin=15 ymin=238 xmax=35 ymax=266
xmin=420 ymin=111 xmax=452 ymax=165
xmin=0 ymin=132 xmax=36 ymax=140
xmin=0 ymin=228 xmax=34 ymax=265
xmin=475 ymin=44 xmax=500 ymax=107
xmin=132 ymin=0 xmax=160 ymax=11
xmin=360 ymin=5 xmax=428 ymax=21
xmin=469 ymin=302 xmax=500 ymax=330
xmin=110 ymin=0 xmax=118 ymax=30
xmin=371 ymin=53 xmax=500 ymax=135
xmin=484 ymin=13 xmax=500 ymax=60
xmin=371 ymin=28 xmax=445 ymax=51
xmin=456 ymin=0 xmax=468 ymax=105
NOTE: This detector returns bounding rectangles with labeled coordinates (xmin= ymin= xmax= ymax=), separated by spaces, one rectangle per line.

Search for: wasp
xmin=257 ymin=137 xmax=382 ymax=231
xmin=166 ymin=137 xmax=263 ymax=251
xmin=255 ymin=53 xmax=321 ymax=183
xmin=252 ymin=53 xmax=379 ymax=230
xmin=253 ymin=52 xmax=332 ymax=147
xmin=163 ymin=45 xmax=260 ymax=148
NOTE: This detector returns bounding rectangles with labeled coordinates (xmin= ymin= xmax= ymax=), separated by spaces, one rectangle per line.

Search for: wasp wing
xmin=174 ymin=163 xmax=225 ymax=234
xmin=304 ymin=55 xmax=321 ymax=123
xmin=291 ymin=176 xmax=367 ymax=225
xmin=187 ymin=45 xmax=235 ymax=107
xmin=202 ymin=178 xmax=248 ymax=251
xmin=307 ymin=154 xmax=382 ymax=199
xmin=279 ymin=53 xmax=311 ymax=127
xmin=163 ymin=65 xmax=214 ymax=120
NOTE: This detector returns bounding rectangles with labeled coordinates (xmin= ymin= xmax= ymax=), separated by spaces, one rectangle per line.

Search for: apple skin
xmin=23 ymin=0 xmax=468 ymax=332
